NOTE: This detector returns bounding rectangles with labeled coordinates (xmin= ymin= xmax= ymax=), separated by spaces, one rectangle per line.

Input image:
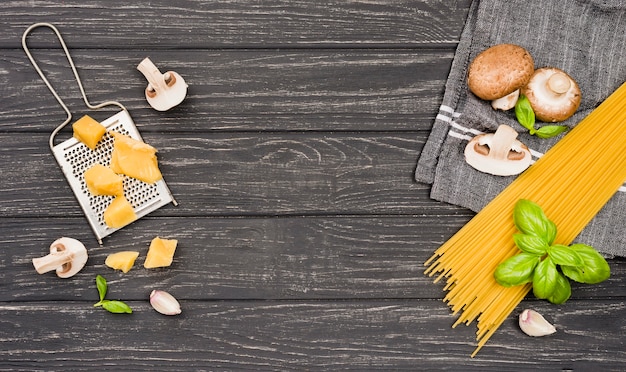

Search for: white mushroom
xmin=464 ymin=124 xmax=532 ymax=176
xmin=467 ymin=44 xmax=534 ymax=109
xmin=522 ymin=67 xmax=581 ymax=122
xmin=137 ymin=57 xmax=188 ymax=111
xmin=491 ymin=89 xmax=520 ymax=111
xmin=32 ymin=237 xmax=88 ymax=278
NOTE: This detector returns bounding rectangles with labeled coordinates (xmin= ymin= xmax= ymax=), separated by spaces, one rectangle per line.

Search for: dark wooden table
xmin=1 ymin=1 xmax=624 ymax=370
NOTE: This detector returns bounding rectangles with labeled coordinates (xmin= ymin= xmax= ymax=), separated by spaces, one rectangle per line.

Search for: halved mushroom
xmin=32 ymin=237 xmax=88 ymax=278
xmin=464 ymin=124 xmax=532 ymax=176
xmin=468 ymin=44 xmax=534 ymax=109
xmin=137 ymin=57 xmax=188 ymax=111
xmin=522 ymin=67 xmax=581 ymax=122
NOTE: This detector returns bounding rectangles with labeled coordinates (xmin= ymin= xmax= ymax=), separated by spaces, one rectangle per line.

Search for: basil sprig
xmin=494 ymin=199 xmax=610 ymax=304
xmin=94 ymin=275 xmax=133 ymax=314
xmin=515 ymin=95 xmax=568 ymax=139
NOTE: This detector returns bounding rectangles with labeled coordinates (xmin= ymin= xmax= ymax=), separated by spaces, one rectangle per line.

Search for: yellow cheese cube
xmin=84 ymin=163 xmax=124 ymax=196
xmin=109 ymin=132 xmax=162 ymax=184
xmin=73 ymin=115 xmax=106 ymax=150
xmin=144 ymin=237 xmax=178 ymax=268
xmin=103 ymin=195 xmax=137 ymax=228
xmin=105 ymin=251 xmax=140 ymax=273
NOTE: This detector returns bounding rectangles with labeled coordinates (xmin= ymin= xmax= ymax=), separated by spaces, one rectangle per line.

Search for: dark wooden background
xmin=1 ymin=1 xmax=625 ymax=370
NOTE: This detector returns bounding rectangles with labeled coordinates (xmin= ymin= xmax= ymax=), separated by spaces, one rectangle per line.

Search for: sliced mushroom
xmin=32 ymin=237 xmax=88 ymax=278
xmin=468 ymin=44 xmax=534 ymax=106
xmin=464 ymin=124 xmax=532 ymax=176
xmin=522 ymin=67 xmax=581 ymax=122
xmin=137 ymin=57 xmax=188 ymax=111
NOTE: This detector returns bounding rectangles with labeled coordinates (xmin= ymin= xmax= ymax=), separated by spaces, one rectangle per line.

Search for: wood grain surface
xmin=1 ymin=1 xmax=624 ymax=370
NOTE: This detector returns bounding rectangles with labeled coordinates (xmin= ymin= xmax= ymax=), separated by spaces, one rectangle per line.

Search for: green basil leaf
xmin=515 ymin=95 xmax=536 ymax=131
xmin=534 ymin=125 xmax=569 ymax=139
xmin=548 ymin=244 xmax=584 ymax=267
xmin=102 ymin=300 xmax=133 ymax=314
xmin=561 ymin=244 xmax=611 ymax=284
xmin=513 ymin=233 xmax=549 ymax=256
xmin=544 ymin=219 xmax=557 ymax=245
xmin=532 ymin=257 xmax=558 ymax=299
xmin=494 ymin=253 xmax=540 ymax=287
xmin=96 ymin=275 xmax=107 ymax=302
xmin=513 ymin=199 xmax=556 ymax=241
xmin=547 ymin=272 xmax=571 ymax=304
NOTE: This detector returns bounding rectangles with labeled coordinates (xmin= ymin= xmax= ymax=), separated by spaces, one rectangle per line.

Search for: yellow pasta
xmin=426 ymin=82 xmax=626 ymax=357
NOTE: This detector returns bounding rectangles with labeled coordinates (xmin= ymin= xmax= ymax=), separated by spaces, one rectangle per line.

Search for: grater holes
xmin=124 ymin=178 xmax=159 ymax=207
xmin=91 ymin=194 xmax=114 ymax=226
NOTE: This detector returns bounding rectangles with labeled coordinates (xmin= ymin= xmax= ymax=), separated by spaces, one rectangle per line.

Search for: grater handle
xmin=22 ymin=23 xmax=128 ymax=152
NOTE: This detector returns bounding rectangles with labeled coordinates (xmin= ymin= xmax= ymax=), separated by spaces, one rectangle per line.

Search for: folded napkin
xmin=416 ymin=0 xmax=626 ymax=256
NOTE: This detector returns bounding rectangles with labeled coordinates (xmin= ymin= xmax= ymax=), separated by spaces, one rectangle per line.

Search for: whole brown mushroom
xmin=468 ymin=44 xmax=535 ymax=109
xmin=522 ymin=67 xmax=581 ymax=122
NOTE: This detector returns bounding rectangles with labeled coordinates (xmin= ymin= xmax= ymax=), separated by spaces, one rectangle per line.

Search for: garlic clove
xmin=149 ymin=290 xmax=182 ymax=315
xmin=519 ymin=309 xmax=556 ymax=337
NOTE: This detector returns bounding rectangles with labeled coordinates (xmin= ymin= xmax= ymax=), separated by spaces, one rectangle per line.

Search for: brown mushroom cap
xmin=468 ymin=44 xmax=535 ymax=101
xmin=522 ymin=67 xmax=581 ymax=122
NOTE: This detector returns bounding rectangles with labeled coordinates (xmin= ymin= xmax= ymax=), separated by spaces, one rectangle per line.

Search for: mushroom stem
xmin=137 ymin=57 xmax=188 ymax=111
xmin=489 ymin=124 xmax=520 ymax=160
xmin=547 ymin=72 xmax=571 ymax=95
xmin=491 ymin=89 xmax=520 ymax=111
xmin=32 ymin=244 xmax=71 ymax=274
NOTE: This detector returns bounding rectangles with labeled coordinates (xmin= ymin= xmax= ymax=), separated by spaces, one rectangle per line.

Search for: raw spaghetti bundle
xmin=425 ymin=82 xmax=626 ymax=356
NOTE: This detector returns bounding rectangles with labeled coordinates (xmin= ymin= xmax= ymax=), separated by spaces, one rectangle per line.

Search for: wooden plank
xmin=4 ymin=0 xmax=470 ymax=48
xmin=0 ymin=215 xmax=467 ymax=301
xmin=2 ymin=216 xmax=624 ymax=302
xmin=0 ymin=299 xmax=624 ymax=369
xmin=4 ymin=49 xmax=453 ymax=132
xmin=0 ymin=132 xmax=461 ymax=217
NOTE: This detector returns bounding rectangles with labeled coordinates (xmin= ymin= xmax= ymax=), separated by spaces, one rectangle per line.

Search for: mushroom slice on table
xmin=467 ymin=44 xmax=535 ymax=109
xmin=464 ymin=124 xmax=532 ymax=176
xmin=32 ymin=237 xmax=88 ymax=278
xmin=522 ymin=67 xmax=581 ymax=122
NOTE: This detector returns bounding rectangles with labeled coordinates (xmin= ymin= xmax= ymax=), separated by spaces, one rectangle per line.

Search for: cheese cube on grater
xmin=23 ymin=23 xmax=177 ymax=244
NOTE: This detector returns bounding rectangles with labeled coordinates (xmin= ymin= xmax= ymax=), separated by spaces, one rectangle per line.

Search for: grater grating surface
xmin=52 ymin=110 xmax=175 ymax=244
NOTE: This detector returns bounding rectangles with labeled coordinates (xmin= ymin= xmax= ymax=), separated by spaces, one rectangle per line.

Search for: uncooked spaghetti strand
xmin=471 ymin=285 xmax=530 ymax=357
xmin=445 ymin=240 xmax=518 ymax=316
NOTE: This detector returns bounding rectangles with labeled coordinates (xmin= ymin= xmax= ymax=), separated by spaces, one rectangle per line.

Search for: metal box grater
xmin=52 ymin=110 xmax=176 ymax=244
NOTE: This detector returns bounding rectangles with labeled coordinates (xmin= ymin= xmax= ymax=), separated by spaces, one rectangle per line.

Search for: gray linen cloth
xmin=415 ymin=0 xmax=626 ymax=256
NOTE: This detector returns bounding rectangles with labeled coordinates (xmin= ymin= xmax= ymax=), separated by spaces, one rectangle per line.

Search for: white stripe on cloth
xmin=439 ymin=105 xmax=455 ymax=114
xmin=436 ymin=113 xmax=452 ymax=123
